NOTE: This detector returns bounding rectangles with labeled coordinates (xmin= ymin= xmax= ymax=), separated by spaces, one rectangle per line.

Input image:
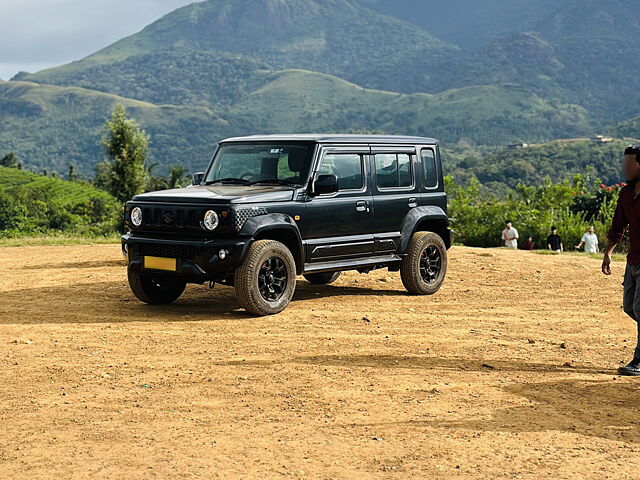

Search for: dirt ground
xmin=1 ymin=245 xmax=640 ymax=479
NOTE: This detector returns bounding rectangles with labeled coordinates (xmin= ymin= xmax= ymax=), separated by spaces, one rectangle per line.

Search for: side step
xmin=303 ymin=255 xmax=402 ymax=274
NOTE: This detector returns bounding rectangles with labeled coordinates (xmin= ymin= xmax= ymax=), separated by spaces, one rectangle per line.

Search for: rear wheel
xmin=400 ymin=231 xmax=447 ymax=295
xmin=234 ymin=240 xmax=297 ymax=316
xmin=127 ymin=265 xmax=186 ymax=304
xmin=303 ymin=271 xmax=341 ymax=285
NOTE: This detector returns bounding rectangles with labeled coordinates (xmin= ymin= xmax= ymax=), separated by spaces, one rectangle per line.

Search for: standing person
xmin=603 ymin=144 xmax=640 ymax=375
xmin=501 ymin=221 xmax=519 ymax=249
xmin=522 ymin=236 xmax=536 ymax=250
xmin=547 ymin=227 xmax=563 ymax=253
xmin=576 ymin=226 xmax=599 ymax=253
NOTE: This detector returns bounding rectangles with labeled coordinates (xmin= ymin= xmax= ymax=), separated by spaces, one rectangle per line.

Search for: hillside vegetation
xmin=0 ymin=81 xmax=225 ymax=175
xmin=0 ymin=166 xmax=120 ymax=237
xmin=447 ymin=138 xmax=635 ymax=190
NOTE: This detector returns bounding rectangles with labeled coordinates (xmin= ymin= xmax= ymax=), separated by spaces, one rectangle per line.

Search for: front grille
xmin=141 ymin=206 xmax=202 ymax=230
xmin=138 ymin=243 xmax=199 ymax=260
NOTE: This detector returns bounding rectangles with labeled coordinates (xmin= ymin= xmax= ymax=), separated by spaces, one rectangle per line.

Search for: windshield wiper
xmin=205 ymin=177 xmax=251 ymax=185
xmin=247 ymin=179 xmax=300 ymax=187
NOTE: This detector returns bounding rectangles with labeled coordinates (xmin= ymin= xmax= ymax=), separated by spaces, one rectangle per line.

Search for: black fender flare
xmin=399 ymin=206 xmax=450 ymax=253
xmin=239 ymin=213 xmax=305 ymax=273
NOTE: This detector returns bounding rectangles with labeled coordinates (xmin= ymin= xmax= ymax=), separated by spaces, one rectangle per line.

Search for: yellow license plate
xmin=144 ymin=256 xmax=177 ymax=271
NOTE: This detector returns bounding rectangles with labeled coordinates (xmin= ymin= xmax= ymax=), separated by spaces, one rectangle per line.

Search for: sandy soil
xmin=0 ymin=245 xmax=639 ymax=479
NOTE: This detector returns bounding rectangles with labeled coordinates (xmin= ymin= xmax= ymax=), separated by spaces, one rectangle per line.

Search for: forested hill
xmin=1 ymin=0 xmax=639 ymax=183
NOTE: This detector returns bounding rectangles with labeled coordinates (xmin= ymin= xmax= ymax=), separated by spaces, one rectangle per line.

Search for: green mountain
xmin=359 ymin=0 xmax=640 ymax=123
xmin=18 ymin=0 xmax=456 ymax=97
xmin=3 ymin=0 xmax=639 ymax=184
xmin=356 ymin=0 xmax=548 ymax=48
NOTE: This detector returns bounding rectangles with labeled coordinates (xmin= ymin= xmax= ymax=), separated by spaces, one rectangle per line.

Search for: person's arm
xmin=603 ymin=192 xmax=627 ymax=275
xmin=576 ymin=241 xmax=584 ymax=249
xmin=602 ymin=239 xmax=618 ymax=275
xmin=560 ymin=242 xmax=563 ymax=253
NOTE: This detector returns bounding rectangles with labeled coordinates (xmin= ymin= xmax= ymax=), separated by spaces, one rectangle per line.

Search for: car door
xmin=370 ymin=146 xmax=419 ymax=253
xmin=304 ymin=146 xmax=374 ymax=263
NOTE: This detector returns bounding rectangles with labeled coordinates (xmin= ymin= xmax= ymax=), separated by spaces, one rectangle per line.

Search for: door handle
xmin=356 ymin=200 xmax=368 ymax=212
xmin=408 ymin=197 xmax=418 ymax=208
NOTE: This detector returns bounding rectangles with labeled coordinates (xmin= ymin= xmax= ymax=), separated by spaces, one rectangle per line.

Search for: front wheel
xmin=400 ymin=231 xmax=447 ymax=295
xmin=234 ymin=240 xmax=297 ymax=316
xmin=127 ymin=265 xmax=187 ymax=304
xmin=303 ymin=271 xmax=341 ymax=285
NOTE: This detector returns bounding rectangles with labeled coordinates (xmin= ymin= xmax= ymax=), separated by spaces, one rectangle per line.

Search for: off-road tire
xmin=400 ymin=231 xmax=447 ymax=295
xmin=234 ymin=240 xmax=297 ymax=316
xmin=127 ymin=264 xmax=187 ymax=304
xmin=303 ymin=271 xmax=341 ymax=285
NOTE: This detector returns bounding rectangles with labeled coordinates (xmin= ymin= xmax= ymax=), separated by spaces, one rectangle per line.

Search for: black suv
xmin=122 ymin=135 xmax=452 ymax=315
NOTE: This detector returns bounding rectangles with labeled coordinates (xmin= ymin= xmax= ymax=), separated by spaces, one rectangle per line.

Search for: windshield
xmin=204 ymin=142 xmax=314 ymax=186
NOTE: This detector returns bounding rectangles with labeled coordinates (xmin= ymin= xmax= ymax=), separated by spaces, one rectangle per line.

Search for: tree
xmin=92 ymin=161 xmax=112 ymax=191
xmin=168 ymin=165 xmax=189 ymax=189
xmin=100 ymin=104 xmax=149 ymax=203
xmin=145 ymin=162 xmax=168 ymax=192
xmin=67 ymin=163 xmax=80 ymax=182
xmin=0 ymin=152 xmax=21 ymax=169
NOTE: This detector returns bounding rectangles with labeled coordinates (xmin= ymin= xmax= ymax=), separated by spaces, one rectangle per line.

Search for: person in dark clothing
xmin=547 ymin=227 xmax=563 ymax=253
xmin=603 ymin=144 xmax=640 ymax=376
xmin=522 ymin=236 xmax=536 ymax=250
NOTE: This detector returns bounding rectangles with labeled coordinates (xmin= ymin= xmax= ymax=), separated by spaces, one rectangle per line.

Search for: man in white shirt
xmin=501 ymin=220 xmax=519 ymax=249
xmin=576 ymin=225 xmax=599 ymax=253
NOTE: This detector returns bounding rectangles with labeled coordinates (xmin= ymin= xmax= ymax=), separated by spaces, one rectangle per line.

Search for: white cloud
xmin=0 ymin=0 xmax=198 ymax=79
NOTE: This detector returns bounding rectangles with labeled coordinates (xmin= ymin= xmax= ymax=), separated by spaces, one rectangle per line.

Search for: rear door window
xmin=375 ymin=153 xmax=412 ymax=189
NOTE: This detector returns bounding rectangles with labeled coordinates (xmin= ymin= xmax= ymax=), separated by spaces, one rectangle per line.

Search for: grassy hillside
xmin=0 ymin=81 xmax=226 ymax=175
xmin=0 ymin=72 xmax=594 ymax=177
xmin=0 ymin=166 xmax=120 ymax=237
xmin=228 ymin=70 xmax=591 ymax=145
xmin=0 ymin=166 xmax=113 ymax=202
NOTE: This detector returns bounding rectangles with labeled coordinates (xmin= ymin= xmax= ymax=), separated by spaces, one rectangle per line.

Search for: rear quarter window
xmin=421 ymin=148 xmax=438 ymax=188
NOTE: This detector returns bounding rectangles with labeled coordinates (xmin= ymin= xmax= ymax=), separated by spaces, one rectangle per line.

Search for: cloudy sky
xmin=0 ymin=0 xmax=197 ymax=80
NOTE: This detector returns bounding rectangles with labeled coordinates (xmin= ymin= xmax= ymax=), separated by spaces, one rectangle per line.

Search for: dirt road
xmin=0 ymin=245 xmax=639 ymax=479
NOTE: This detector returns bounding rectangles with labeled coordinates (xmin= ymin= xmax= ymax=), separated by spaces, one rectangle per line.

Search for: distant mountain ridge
xmin=2 ymin=0 xmax=639 ymax=184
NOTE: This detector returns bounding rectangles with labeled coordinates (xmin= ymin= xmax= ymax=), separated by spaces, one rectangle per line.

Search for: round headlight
xmin=131 ymin=207 xmax=143 ymax=227
xmin=203 ymin=210 xmax=219 ymax=231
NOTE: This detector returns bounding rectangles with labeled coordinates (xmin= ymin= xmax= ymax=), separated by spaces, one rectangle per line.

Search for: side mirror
xmin=313 ymin=174 xmax=339 ymax=196
xmin=192 ymin=172 xmax=205 ymax=186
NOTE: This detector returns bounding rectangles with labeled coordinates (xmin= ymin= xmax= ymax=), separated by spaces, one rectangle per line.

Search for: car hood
xmin=131 ymin=185 xmax=296 ymax=205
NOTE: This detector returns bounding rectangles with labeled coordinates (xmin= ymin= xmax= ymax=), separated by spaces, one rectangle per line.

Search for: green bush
xmin=447 ymin=174 xmax=621 ymax=251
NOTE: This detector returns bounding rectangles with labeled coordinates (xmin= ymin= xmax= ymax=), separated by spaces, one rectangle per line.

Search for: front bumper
xmin=122 ymin=233 xmax=250 ymax=282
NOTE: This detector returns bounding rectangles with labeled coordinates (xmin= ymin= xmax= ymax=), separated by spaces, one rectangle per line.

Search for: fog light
xmin=218 ymin=249 xmax=227 ymax=260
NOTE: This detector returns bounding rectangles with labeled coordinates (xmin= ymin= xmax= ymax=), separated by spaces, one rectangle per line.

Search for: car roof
xmin=219 ymin=134 xmax=438 ymax=145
